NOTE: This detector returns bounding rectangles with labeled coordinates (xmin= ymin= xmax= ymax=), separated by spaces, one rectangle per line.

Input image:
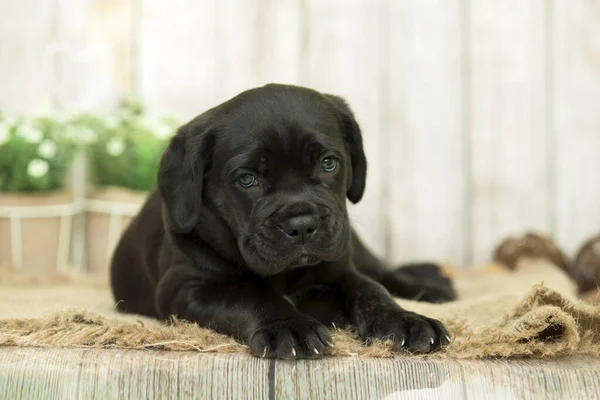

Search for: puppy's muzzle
xmin=279 ymin=214 xmax=319 ymax=243
xmin=273 ymin=201 xmax=323 ymax=245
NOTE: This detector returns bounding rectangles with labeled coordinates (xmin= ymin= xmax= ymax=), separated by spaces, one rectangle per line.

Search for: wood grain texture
xmin=385 ymin=0 xmax=466 ymax=266
xmin=250 ymin=0 xmax=302 ymax=86
xmin=468 ymin=0 xmax=549 ymax=265
xmin=1 ymin=348 xmax=599 ymax=399
xmin=52 ymin=0 xmax=135 ymax=112
xmin=303 ymin=0 xmax=387 ymax=258
xmin=553 ymin=0 xmax=600 ymax=254
xmin=137 ymin=0 xmax=220 ymax=120
xmin=0 ymin=0 xmax=55 ymax=113
xmin=0 ymin=349 xmax=270 ymax=400
xmin=138 ymin=0 xmax=302 ymax=119
xmin=213 ymin=0 xmax=302 ymax=100
xmin=213 ymin=0 xmax=261 ymax=101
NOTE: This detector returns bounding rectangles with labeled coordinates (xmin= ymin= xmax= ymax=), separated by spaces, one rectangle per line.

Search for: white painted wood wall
xmin=1 ymin=0 xmax=599 ymax=268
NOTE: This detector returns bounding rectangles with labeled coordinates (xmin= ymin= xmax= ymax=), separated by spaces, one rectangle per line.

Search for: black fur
xmin=111 ymin=84 xmax=456 ymax=359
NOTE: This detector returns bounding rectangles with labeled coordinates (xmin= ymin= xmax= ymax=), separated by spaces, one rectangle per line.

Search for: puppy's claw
xmin=262 ymin=347 xmax=268 ymax=358
xmin=332 ymin=322 xmax=337 ymax=330
xmin=314 ymin=348 xmax=319 ymax=355
xmin=445 ymin=335 xmax=452 ymax=343
xmin=400 ymin=339 xmax=406 ymax=347
xmin=326 ymin=341 xmax=335 ymax=348
xmin=291 ymin=347 xmax=296 ymax=357
xmin=430 ymin=338 xmax=434 ymax=345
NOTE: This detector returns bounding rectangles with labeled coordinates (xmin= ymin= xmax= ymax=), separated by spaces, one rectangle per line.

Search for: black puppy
xmin=111 ymin=84 xmax=456 ymax=359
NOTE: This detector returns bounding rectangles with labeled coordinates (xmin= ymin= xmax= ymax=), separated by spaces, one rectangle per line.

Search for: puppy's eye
xmin=237 ymin=173 xmax=257 ymax=188
xmin=321 ymin=157 xmax=338 ymax=172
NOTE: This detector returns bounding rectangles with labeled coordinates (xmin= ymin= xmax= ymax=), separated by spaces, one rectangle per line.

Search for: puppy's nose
xmin=281 ymin=214 xmax=319 ymax=242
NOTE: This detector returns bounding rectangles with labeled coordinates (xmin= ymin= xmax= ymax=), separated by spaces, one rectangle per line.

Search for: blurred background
xmin=0 ymin=0 xmax=599 ymax=277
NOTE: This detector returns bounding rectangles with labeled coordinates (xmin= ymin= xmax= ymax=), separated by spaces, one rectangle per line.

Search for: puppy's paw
xmin=249 ymin=315 xmax=333 ymax=360
xmin=409 ymin=281 xmax=457 ymax=304
xmin=381 ymin=266 xmax=457 ymax=303
xmin=359 ymin=309 xmax=451 ymax=353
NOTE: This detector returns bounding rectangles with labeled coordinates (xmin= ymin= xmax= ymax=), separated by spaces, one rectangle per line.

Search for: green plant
xmin=80 ymin=99 xmax=177 ymax=192
xmin=0 ymin=100 xmax=177 ymax=194
xmin=0 ymin=114 xmax=79 ymax=193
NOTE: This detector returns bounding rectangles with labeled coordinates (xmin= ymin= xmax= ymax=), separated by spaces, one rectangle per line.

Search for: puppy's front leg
xmin=337 ymin=269 xmax=452 ymax=353
xmin=155 ymin=266 xmax=332 ymax=359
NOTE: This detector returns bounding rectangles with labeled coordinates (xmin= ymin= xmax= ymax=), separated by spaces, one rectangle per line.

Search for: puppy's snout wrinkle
xmin=280 ymin=214 xmax=319 ymax=243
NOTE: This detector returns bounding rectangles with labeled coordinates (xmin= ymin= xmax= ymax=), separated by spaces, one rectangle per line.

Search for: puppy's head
xmin=158 ymin=84 xmax=366 ymax=275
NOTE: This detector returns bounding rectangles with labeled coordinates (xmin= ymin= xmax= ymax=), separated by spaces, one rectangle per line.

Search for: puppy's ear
xmin=158 ymin=120 xmax=214 ymax=233
xmin=325 ymin=94 xmax=367 ymax=204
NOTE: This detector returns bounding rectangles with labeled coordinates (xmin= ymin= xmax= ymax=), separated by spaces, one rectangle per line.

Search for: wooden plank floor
xmin=1 ymin=347 xmax=599 ymax=399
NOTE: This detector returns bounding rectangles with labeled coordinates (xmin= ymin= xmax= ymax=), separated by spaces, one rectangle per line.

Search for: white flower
xmin=27 ymin=158 xmax=49 ymax=178
xmin=105 ymin=116 xmax=120 ymax=130
xmin=106 ymin=137 xmax=125 ymax=156
xmin=2 ymin=117 xmax=17 ymax=128
xmin=17 ymin=124 xmax=44 ymax=143
xmin=0 ymin=123 xmax=9 ymax=146
xmin=65 ymin=125 xmax=98 ymax=144
xmin=64 ymin=125 xmax=78 ymax=140
xmin=81 ymin=126 xmax=98 ymax=144
xmin=38 ymin=139 xmax=57 ymax=158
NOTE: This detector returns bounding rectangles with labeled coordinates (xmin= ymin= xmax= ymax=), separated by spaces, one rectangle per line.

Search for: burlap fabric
xmin=0 ymin=259 xmax=598 ymax=359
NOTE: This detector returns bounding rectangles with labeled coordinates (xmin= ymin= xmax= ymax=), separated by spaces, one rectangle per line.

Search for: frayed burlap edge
xmin=0 ymin=284 xmax=598 ymax=359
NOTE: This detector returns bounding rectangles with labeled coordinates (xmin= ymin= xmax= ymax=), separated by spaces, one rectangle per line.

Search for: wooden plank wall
xmin=1 ymin=0 xmax=599 ymax=269
xmin=468 ymin=0 xmax=550 ymax=264
xmin=553 ymin=0 xmax=600 ymax=255
xmin=385 ymin=0 xmax=466 ymax=265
